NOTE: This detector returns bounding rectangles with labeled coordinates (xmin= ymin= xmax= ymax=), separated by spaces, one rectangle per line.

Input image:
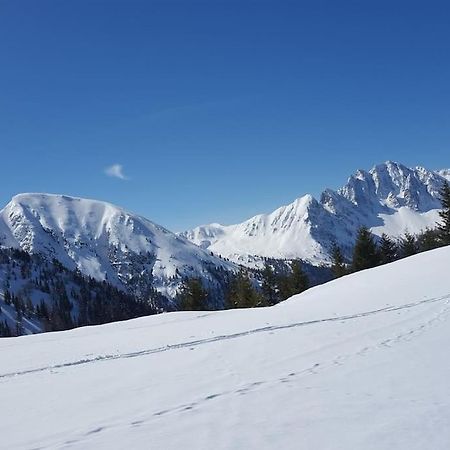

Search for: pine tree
xmin=330 ymin=244 xmax=347 ymax=278
xmin=0 ymin=320 xmax=12 ymax=337
xmin=437 ymin=180 xmax=450 ymax=245
xmin=290 ymin=260 xmax=309 ymax=294
xmin=378 ymin=233 xmax=398 ymax=264
xmin=351 ymin=226 xmax=379 ymax=272
xmin=227 ymin=270 xmax=262 ymax=309
xmin=261 ymin=262 xmax=278 ymax=305
xmin=400 ymin=232 xmax=417 ymax=257
xmin=39 ymin=299 xmax=49 ymax=320
xmin=178 ymin=278 xmax=208 ymax=311
xmin=278 ymin=260 xmax=309 ymax=300
xmin=417 ymin=227 xmax=440 ymax=252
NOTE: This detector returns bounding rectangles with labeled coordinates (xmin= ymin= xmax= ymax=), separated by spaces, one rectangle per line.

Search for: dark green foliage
xmin=261 ymin=262 xmax=278 ymax=305
xmin=76 ymin=277 xmax=155 ymax=328
xmin=437 ymin=180 xmax=450 ymax=245
xmin=277 ymin=275 xmax=291 ymax=301
xmin=400 ymin=232 xmax=417 ymax=258
xmin=0 ymin=320 xmax=12 ymax=337
xmin=227 ymin=269 xmax=263 ymax=308
xmin=36 ymin=299 xmax=49 ymax=320
xmin=378 ymin=233 xmax=398 ymax=264
xmin=330 ymin=244 xmax=347 ymax=278
xmin=417 ymin=228 xmax=441 ymax=252
xmin=178 ymin=278 xmax=209 ymax=311
xmin=0 ymin=247 xmax=157 ymax=336
xmin=290 ymin=260 xmax=309 ymax=294
xmin=12 ymin=295 xmax=25 ymax=315
xmin=352 ymin=226 xmax=380 ymax=272
xmin=278 ymin=260 xmax=309 ymax=300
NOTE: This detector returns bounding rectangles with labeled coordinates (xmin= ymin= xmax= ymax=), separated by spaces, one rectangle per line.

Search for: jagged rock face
xmin=338 ymin=162 xmax=443 ymax=212
xmin=181 ymin=162 xmax=447 ymax=266
xmin=0 ymin=194 xmax=236 ymax=303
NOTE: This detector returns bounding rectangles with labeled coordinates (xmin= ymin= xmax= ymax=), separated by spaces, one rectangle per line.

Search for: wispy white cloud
xmin=104 ymin=164 xmax=129 ymax=180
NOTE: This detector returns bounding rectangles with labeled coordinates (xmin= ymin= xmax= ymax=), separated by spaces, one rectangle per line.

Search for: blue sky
xmin=1 ymin=0 xmax=450 ymax=231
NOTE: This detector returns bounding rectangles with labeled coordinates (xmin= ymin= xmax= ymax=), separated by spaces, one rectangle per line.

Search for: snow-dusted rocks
xmin=0 ymin=194 xmax=235 ymax=302
xmin=437 ymin=168 xmax=450 ymax=181
xmin=182 ymin=161 xmax=447 ymax=266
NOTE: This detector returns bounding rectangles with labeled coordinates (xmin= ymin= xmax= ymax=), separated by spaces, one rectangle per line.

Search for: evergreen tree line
xmin=178 ymin=259 xmax=310 ymax=311
xmin=0 ymin=319 xmax=12 ymax=337
xmin=0 ymin=249 xmax=157 ymax=337
xmin=330 ymin=180 xmax=450 ymax=278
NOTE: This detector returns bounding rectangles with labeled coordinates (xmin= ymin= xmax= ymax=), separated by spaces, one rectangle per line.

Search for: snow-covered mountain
xmin=0 ymin=193 xmax=236 ymax=304
xmin=2 ymin=245 xmax=450 ymax=449
xmin=181 ymin=161 xmax=448 ymax=266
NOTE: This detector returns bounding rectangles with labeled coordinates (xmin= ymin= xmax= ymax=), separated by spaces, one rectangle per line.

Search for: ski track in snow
xmin=4 ymin=247 xmax=450 ymax=450
xmin=29 ymin=294 xmax=450 ymax=450
xmin=2 ymin=293 xmax=448 ymax=381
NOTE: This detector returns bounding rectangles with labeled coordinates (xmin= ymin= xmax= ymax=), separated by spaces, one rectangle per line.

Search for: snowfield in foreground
xmin=2 ymin=247 xmax=450 ymax=449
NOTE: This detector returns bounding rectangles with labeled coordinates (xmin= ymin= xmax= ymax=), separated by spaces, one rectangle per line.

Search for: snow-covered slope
xmin=183 ymin=195 xmax=331 ymax=265
xmin=0 ymin=194 xmax=235 ymax=303
xmin=182 ymin=161 xmax=447 ymax=266
xmin=2 ymin=246 xmax=450 ymax=449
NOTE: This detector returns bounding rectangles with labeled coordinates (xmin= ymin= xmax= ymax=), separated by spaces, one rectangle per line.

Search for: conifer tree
xmin=351 ymin=226 xmax=379 ymax=272
xmin=417 ymin=228 xmax=440 ymax=252
xmin=330 ymin=243 xmax=347 ymax=278
xmin=278 ymin=260 xmax=309 ymax=300
xmin=290 ymin=260 xmax=309 ymax=294
xmin=227 ymin=270 xmax=262 ymax=309
xmin=378 ymin=233 xmax=398 ymax=264
xmin=261 ymin=262 xmax=278 ymax=305
xmin=400 ymin=232 xmax=417 ymax=257
xmin=178 ymin=278 xmax=208 ymax=311
xmin=437 ymin=180 xmax=450 ymax=245
xmin=0 ymin=320 xmax=12 ymax=337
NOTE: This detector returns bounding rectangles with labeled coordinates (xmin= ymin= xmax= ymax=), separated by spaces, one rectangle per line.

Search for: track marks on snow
xmin=137 ymin=300 xmax=450 ymax=424
xmin=1 ymin=294 xmax=449 ymax=380
xmin=51 ymin=299 xmax=450 ymax=449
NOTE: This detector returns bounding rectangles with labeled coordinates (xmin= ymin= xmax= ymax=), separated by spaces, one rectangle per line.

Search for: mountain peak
xmin=0 ymin=193 xmax=236 ymax=304
xmin=182 ymin=162 xmax=447 ymax=266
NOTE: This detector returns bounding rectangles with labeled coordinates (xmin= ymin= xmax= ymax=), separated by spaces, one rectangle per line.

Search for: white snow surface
xmin=182 ymin=161 xmax=448 ymax=266
xmin=437 ymin=168 xmax=450 ymax=181
xmin=1 ymin=246 xmax=450 ymax=449
xmin=0 ymin=193 xmax=235 ymax=298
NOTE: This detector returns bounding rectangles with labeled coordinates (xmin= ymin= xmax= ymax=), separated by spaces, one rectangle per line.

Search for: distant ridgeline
xmin=0 ymin=164 xmax=449 ymax=337
xmin=0 ymin=192 xmax=328 ymax=337
xmin=181 ymin=162 xmax=450 ymax=266
xmin=0 ymin=245 xmax=330 ymax=337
